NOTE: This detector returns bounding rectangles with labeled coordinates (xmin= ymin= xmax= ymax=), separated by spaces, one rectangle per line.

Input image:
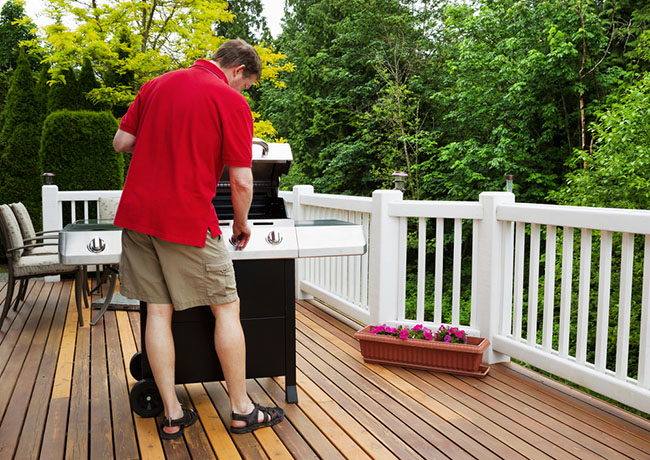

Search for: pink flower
xmin=413 ymin=324 xmax=423 ymax=331
xmin=399 ymin=329 xmax=410 ymax=339
xmin=455 ymin=330 xmax=464 ymax=338
xmin=376 ymin=325 xmax=385 ymax=333
xmin=423 ymin=331 xmax=433 ymax=341
xmin=444 ymin=335 xmax=452 ymax=343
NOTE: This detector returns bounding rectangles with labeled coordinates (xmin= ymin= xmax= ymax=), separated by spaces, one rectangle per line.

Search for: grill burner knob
xmin=87 ymin=237 xmax=106 ymax=253
xmin=265 ymin=231 xmax=283 ymax=245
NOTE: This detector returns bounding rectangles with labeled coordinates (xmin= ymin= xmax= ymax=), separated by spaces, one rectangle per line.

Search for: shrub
xmin=40 ymin=110 xmax=124 ymax=192
xmin=0 ymin=49 xmax=41 ymax=229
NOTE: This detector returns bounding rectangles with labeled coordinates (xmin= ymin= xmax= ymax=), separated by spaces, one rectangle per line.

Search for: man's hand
xmin=229 ymin=166 xmax=253 ymax=249
xmin=231 ymin=220 xmax=251 ymax=250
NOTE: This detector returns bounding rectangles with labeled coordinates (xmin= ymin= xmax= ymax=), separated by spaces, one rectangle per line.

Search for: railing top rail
xmin=49 ymin=189 xmax=123 ymax=201
xmin=300 ymin=193 xmax=373 ymax=213
xmin=497 ymin=203 xmax=650 ymax=234
xmin=388 ymin=200 xmax=484 ymax=219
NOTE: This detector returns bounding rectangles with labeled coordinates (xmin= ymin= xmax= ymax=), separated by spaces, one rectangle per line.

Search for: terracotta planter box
xmin=354 ymin=325 xmax=490 ymax=377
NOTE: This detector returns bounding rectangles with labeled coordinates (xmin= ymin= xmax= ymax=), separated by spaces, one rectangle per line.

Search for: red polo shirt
xmin=114 ymin=59 xmax=253 ymax=246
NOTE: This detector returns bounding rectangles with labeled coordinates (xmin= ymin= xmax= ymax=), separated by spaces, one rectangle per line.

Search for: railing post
xmin=42 ymin=183 xmax=61 ymax=282
xmin=293 ymin=185 xmax=314 ymax=300
xmin=475 ymin=191 xmax=514 ymax=364
xmin=368 ymin=189 xmax=403 ymax=325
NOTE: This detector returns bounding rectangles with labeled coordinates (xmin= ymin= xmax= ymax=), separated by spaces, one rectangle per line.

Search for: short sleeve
xmin=119 ymin=91 xmax=143 ymax=136
xmin=221 ymin=105 xmax=254 ymax=167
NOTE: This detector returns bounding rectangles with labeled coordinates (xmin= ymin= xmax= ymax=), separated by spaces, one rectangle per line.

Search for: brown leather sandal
xmin=159 ymin=407 xmax=198 ymax=440
xmin=230 ymin=403 xmax=285 ymax=434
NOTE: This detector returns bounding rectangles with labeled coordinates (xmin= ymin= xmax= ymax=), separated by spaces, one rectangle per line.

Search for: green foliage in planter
xmin=0 ymin=49 xmax=42 ymax=230
xmin=40 ymin=110 xmax=124 ymax=193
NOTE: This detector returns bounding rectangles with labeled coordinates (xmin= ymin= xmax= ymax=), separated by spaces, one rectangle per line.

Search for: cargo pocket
xmin=206 ymin=262 xmax=236 ymax=297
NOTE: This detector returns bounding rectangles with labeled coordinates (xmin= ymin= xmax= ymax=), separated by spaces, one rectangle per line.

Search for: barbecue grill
xmin=59 ymin=140 xmax=366 ymax=415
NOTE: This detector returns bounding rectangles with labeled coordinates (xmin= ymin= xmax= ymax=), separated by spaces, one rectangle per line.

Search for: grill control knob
xmin=87 ymin=237 xmax=106 ymax=254
xmin=265 ymin=231 xmax=283 ymax=245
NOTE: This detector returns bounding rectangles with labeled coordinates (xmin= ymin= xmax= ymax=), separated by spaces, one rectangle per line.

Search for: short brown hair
xmin=211 ymin=39 xmax=262 ymax=79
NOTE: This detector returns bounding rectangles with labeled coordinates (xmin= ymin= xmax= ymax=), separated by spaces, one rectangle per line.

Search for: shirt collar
xmin=192 ymin=59 xmax=229 ymax=86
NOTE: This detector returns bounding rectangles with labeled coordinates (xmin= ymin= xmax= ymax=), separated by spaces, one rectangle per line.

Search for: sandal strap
xmin=231 ymin=403 xmax=260 ymax=425
xmin=163 ymin=407 xmax=195 ymax=427
xmin=231 ymin=403 xmax=283 ymax=426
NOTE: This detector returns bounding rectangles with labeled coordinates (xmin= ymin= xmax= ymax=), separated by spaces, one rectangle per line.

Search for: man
xmin=113 ymin=39 xmax=285 ymax=440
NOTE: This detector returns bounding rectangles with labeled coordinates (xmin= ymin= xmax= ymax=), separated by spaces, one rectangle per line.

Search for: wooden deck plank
xmin=459 ymin=370 xmax=629 ymax=458
xmin=492 ymin=362 xmax=650 ymax=445
xmin=204 ymin=381 xmax=270 ymax=460
xmin=90 ymin=318 xmax=114 ymax=460
xmin=1 ymin=284 xmax=649 ymax=459
xmin=186 ymin=382 xmax=242 ymax=459
xmin=258 ymin=377 xmax=346 ymax=460
xmin=0 ymin=281 xmax=64 ymax=458
xmin=272 ymin=376 xmax=372 ymax=460
xmin=296 ymin=331 xmax=442 ymax=459
xmin=116 ymin=310 xmax=166 ymax=460
xmin=404 ymin=366 xmax=577 ymax=460
xmin=0 ymin=281 xmax=50 ymax=418
xmin=41 ymin=280 xmax=83 ymax=460
xmin=301 ymin=316 xmax=522 ymax=459
xmin=13 ymin=281 xmax=70 ymax=460
xmin=104 ymin=311 xmax=140 ymax=460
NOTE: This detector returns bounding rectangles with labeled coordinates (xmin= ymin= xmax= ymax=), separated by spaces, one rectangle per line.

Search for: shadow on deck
xmin=1 ymin=279 xmax=649 ymax=459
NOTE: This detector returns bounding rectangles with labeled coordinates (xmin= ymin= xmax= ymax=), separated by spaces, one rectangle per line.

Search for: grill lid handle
xmin=252 ymin=138 xmax=268 ymax=156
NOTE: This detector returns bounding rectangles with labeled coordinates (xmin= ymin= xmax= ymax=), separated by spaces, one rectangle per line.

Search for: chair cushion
xmin=9 ymin=202 xmax=51 ymax=256
xmin=98 ymin=197 xmax=120 ymax=221
xmin=0 ymin=204 xmax=24 ymax=260
xmin=13 ymin=253 xmax=78 ymax=278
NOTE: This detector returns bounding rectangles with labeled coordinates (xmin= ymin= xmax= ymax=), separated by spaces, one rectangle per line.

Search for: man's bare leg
xmin=145 ymin=302 xmax=183 ymax=436
xmin=210 ymin=299 xmax=265 ymax=428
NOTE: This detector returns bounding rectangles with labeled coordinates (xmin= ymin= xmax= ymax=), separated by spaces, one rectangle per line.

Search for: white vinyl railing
xmin=43 ymin=184 xmax=650 ymax=414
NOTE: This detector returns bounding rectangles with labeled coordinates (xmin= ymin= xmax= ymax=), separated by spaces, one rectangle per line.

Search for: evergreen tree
xmin=47 ymin=68 xmax=81 ymax=113
xmin=0 ymin=49 xmax=42 ymax=228
xmin=78 ymin=57 xmax=101 ymax=111
xmin=103 ymin=29 xmax=136 ymax=118
xmin=215 ymin=0 xmax=270 ymax=42
xmin=0 ymin=0 xmax=40 ymax=72
xmin=35 ymin=63 xmax=50 ymax=120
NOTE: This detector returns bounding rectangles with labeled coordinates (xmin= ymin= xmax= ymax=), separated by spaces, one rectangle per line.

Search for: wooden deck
xmin=1 ymin=279 xmax=650 ymax=459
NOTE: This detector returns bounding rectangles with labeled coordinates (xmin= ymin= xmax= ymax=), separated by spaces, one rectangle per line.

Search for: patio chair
xmin=0 ymin=204 xmax=86 ymax=329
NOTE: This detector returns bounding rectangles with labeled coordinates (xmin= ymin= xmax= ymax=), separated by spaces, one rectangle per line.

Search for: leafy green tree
xmin=0 ymin=0 xmax=40 ymax=72
xmin=35 ymin=63 xmax=50 ymax=119
xmin=0 ymin=49 xmax=42 ymax=228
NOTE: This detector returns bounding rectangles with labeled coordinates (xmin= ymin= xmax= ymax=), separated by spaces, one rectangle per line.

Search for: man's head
xmin=211 ymin=39 xmax=262 ymax=93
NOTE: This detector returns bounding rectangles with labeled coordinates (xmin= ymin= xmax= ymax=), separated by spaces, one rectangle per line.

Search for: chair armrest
xmin=24 ymin=235 xmax=59 ymax=243
xmin=6 ymin=242 xmax=58 ymax=253
xmin=34 ymin=230 xmax=61 ymax=236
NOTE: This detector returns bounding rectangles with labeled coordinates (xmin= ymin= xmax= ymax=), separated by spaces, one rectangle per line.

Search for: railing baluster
xmin=397 ymin=216 xmax=408 ymax=321
xmin=417 ymin=217 xmax=427 ymax=323
xmin=434 ymin=218 xmax=444 ymax=324
xmin=639 ymin=235 xmax=650 ymax=389
xmin=595 ymin=231 xmax=613 ymax=372
xmin=452 ymin=218 xmax=462 ymax=325
xmin=576 ymin=228 xmax=592 ymax=366
xmin=513 ymin=222 xmax=526 ymax=341
xmin=70 ymin=201 xmax=76 ymax=223
xmin=501 ymin=220 xmax=515 ymax=336
xmin=361 ymin=213 xmax=369 ymax=310
xmin=542 ymin=225 xmax=556 ymax=352
xmin=83 ymin=201 xmax=89 ymax=219
xmin=470 ymin=219 xmax=479 ymax=329
xmin=616 ymin=233 xmax=634 ymax=379
xmin=528 ymin=223 xmax=541 ymax=345
xmin=559 ymin=227 xmax=574 ymax=358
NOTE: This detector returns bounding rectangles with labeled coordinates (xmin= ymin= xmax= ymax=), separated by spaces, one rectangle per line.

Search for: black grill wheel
xmin=129 ymin=378 xmax=163 ymax=418
xmin=129 ymin=351 xmax=142 ymax=381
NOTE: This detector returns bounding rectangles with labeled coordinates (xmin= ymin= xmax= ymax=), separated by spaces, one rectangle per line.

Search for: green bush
xmin=0 ymin=49 xmax=41 ymax=227
xmin=47 ymin=68 xmax=81 ymax=113
xmin=40 ymin=110 xmax=124 ymax=192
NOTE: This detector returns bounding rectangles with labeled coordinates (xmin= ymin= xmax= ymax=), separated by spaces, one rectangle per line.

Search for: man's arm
xmin=229 ymin=166 xmax=253 ymax=249
xmin=113 ymin=129 xmax=136 ymax=153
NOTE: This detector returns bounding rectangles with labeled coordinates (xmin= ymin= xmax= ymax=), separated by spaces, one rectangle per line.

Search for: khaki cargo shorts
xmin=119 ymin=228 xmax=238 ymax=310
